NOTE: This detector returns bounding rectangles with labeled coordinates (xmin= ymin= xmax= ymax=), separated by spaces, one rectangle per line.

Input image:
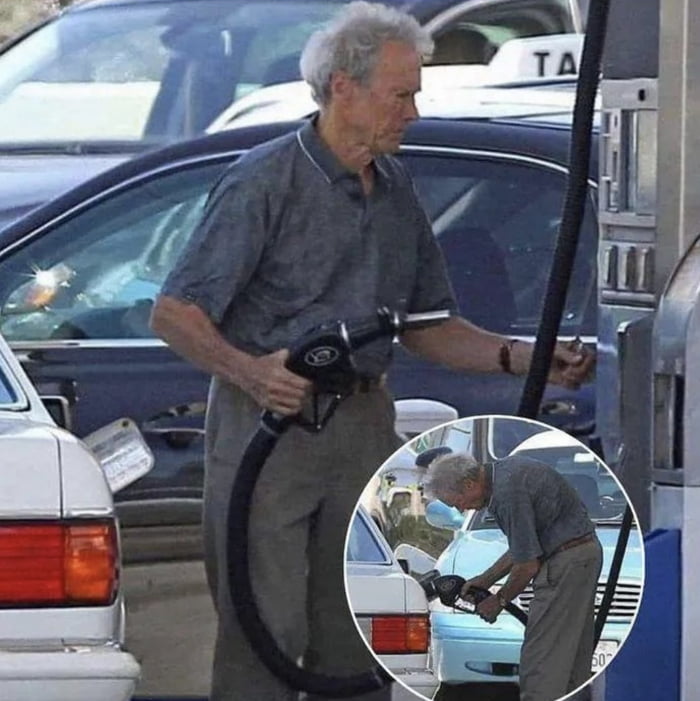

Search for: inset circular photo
xmin=344 ymin=416 xmax=644 ymax=701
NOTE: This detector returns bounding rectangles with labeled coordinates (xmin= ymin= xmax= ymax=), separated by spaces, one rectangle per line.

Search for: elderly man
xmin=424 ymin=451 xmax=603 ymax=701
xmin=150 ymin=2 xmax=594 ymax=699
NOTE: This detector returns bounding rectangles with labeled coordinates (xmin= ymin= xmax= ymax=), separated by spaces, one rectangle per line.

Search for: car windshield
xmin=470 ymin=446 xmax=627 ymax=530
xmin=0 ymin=0 xmax=337 ymax=148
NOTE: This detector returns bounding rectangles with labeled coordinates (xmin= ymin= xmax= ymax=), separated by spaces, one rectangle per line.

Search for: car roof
xmin=0 ymin=116 xmax=598 ymax=248
xmin=64 ymin=0 xmax=404 ymax=11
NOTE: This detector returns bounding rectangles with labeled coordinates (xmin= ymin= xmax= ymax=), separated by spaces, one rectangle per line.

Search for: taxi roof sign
xmin=487 ymin=33 xmax=583 ymax=82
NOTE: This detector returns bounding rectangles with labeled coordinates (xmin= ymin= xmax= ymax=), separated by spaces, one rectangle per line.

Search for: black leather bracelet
xmin=498 ymin=339 xmax=519 ymax=375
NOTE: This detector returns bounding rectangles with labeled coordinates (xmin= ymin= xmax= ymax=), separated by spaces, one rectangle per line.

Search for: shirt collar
xmin=296 ymin=114 xmax=392 ymax=189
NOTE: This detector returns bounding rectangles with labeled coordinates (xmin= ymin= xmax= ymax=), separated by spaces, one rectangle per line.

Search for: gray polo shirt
xmin=161 ymin=118 xmax=457 ymax=376
xmin=488 ymin=455 xmax=595 ymax=563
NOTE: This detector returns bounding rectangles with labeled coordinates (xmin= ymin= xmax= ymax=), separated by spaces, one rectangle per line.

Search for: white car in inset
xmin=346 ymin=505 xmax=438 ymax=700
xmin=0 ymin=331 xmax=140 ymax=701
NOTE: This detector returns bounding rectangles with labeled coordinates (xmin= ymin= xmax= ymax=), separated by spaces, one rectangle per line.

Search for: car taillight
xmin=371 ymin=614 xmax=430 ymax=654
xmin=0 ymin=521 xmax=119 ymax=607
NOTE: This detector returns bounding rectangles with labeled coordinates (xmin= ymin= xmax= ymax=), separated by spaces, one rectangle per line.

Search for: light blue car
xmin=426 ymin=433 xmax=644 ymax=694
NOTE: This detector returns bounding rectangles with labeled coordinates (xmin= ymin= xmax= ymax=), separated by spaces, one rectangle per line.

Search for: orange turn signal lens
xmin=371 ymin=614 xmax=430 ymax=654
xmin=0 ymin=521 xmax=118 ymax=607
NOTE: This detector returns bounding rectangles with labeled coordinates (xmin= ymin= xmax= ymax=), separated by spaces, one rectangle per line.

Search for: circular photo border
xmin=344 ymin=415 xmax=646 ymax=701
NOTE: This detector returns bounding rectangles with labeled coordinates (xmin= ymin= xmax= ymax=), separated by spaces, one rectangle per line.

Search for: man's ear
xmin=330 ymin=70 xmax=357 ymax=103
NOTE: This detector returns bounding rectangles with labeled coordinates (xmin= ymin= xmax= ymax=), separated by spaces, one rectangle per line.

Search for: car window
xmin=0 ymin=366 xmax=18 ymax=406
xmin=470 ymin=445 xmax=626 ymax=530
xmin=442 ymin=424 xmax=474 ymax=453
xmin=488 ymin=417 xmax=549 ymax=458
xmin=0 ymin=1 xmax=336 ymax=144
xmin=346 ymin=513 xmax=390 ymax=563
xmin=403 ymin=152 xmax=597 ymax=336
xmin=0 ymin=161 xmax=230 ymax=342
xmin=428 ymin=0 xmax=576 ymax=65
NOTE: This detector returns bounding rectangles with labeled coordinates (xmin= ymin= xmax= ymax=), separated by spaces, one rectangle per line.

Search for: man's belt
xmin=548 ymin=532 xmax=595 ymax=559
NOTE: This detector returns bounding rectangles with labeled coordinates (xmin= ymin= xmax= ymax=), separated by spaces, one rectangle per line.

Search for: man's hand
xmin=549 ymin=340 xmax=595 ymax=389
xmin=513 ymin=338 xmax=595 ymax=389
xmin=460 ymin=574 xmax=494 ymax=602
xmin=241 ymin=349 xmax=312 ymax=415
xmin=475 ymin=594 xmax=503 ymax=624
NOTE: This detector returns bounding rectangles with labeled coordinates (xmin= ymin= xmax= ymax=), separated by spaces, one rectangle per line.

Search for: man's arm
xmin=472 ymin=557 xmax=540 ymax=624
xmin=498 ymin=559 xmax=541 ymax=604
xmin=150 ymin=295 xmax=310 ymax=415
xmin=460 ymin=550 xmax=515 ymax=597
xmin=401 ymin=317 xmax=593 ymax=389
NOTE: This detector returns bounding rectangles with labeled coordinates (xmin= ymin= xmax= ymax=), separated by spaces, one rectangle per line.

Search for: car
xmin=346 ymin=504 xmax=437 ymax=699
xmin=424 ymin=420 xmax=643 ymax=695
xmin=363 ymin=415 xmax=550 ymax=556
xmin=208 ymin=34 xmax=587 ymax=131
xmin=0 ymin=0 xmax=581 ymax=228
xmin=0 ymin=114 xmax=598 ymax=693
xmin=0 ymin=329 xmax=140 ymax=700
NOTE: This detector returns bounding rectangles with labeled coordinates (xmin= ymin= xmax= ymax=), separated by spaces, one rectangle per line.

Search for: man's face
xmin=337 ymin=40 xmax=421 ymax=155
xmin=444 ymin=474 xmax=489 ymax=512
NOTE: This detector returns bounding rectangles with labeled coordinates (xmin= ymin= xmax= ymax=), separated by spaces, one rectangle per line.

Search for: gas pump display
xmin=345 ymin=416 xmax=644 ymax=701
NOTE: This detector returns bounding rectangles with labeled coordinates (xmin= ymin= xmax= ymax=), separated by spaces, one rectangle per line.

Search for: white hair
xmin=299 ymin=1 xmax=433 ymax=106
xmin=423 ymin=453 xmax=482 ymax=501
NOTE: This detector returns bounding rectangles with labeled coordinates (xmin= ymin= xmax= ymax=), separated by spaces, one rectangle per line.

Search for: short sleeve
xmin=407 ymin=181 xmax=459 ymax=315
xmin=160 ymin=164 xmax=270 ymax=324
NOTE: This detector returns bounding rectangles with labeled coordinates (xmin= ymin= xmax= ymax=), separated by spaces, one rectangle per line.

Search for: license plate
xmin=83 ymin=417 xmax=154 ymax=493
xmin=592 ymin=640 xmax=619 ymax=672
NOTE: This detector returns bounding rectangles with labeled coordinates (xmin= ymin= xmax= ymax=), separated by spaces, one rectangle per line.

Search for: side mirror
xmin=425 ymin=499 xmax=466 ymax=531
xmin=397 ymin=558 xmax=410 ymax=574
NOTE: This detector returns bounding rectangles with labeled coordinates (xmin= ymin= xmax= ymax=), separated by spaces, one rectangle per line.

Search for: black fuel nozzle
xmin=285 ymin=307 xmax=452 ymax=385
xmin=418 ymin=570 xmax=470 ymax=608
xmin=417 ymin=569 xmax=529 ymax=625
xmin=277 ymin=308 xmax=451 ymax=432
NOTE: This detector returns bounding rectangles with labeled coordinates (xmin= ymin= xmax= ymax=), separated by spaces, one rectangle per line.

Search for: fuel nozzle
xmin=343 ymin=307 xmax=452 ymax=349
xmin=277 ymin=307 xmax=451 ymax=432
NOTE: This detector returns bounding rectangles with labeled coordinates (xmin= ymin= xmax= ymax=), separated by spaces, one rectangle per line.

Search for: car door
xmin=0 ymin=154 xmax=238 ymax=555
xmin=389 ymin=144 xmax=598 ymax=434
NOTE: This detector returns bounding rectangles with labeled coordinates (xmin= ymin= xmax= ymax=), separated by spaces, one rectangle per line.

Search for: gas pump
xmin=596 ymin=0 xmax=697 ymax=699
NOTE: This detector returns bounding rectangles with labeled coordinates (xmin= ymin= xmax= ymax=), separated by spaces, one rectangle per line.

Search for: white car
xmin=346 ymin=505 xmax=438 ymax=699
xmin=0 ymin=332 xmax=140 ymax=701
xmin=207 ymin=34 xmax=588 ymax=132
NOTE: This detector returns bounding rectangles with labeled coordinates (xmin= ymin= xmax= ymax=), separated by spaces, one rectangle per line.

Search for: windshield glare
xmin=0 ymin=1 xmax=336 ymax=145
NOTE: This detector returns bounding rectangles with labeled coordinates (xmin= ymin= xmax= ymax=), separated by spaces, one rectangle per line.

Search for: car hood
xmin=0 ymin=154 xmax=131 ymax=232
xmin=438 ymin=526 xmax=644 ymax=582
xmin=0 ymin=416 xmax=114 ymax=519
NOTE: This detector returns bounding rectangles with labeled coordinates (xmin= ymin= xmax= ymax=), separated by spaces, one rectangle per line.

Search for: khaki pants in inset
xmin=519 ymin=537 xmax=603 ymax=701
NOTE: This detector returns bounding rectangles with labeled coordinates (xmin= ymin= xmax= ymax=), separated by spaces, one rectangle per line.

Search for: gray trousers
xmin=519 ymin=537 xmax=604 ymax=701
xmin=203 ymin=378 xmax=401 ymax=701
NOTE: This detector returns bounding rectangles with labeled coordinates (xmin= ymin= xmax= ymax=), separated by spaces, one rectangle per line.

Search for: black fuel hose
xmin=515 ymin=0 xmax=633 ymax=660
xmin=226 ymin=414 xmax=391 ymax=697
xmin=517 ymin=0 xmax=609 ymax=419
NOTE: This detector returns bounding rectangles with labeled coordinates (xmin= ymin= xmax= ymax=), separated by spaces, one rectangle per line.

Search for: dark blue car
xmin=0 ymin=111 xmax=598 ymax=513
xmin=0 ymin=112 xmax=598 ymax=695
